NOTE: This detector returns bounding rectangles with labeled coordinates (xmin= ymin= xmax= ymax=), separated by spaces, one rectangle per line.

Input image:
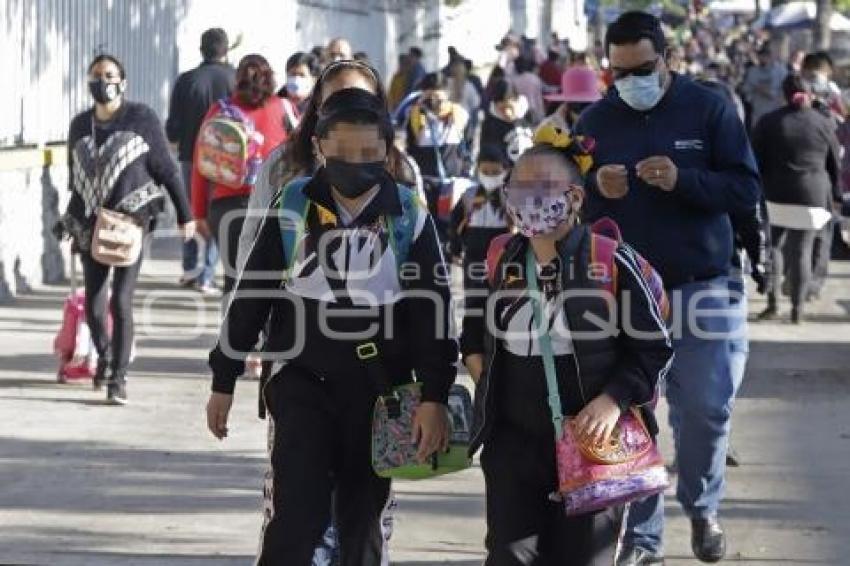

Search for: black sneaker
xmin=691 ymin=516 xmax=726 ymax=563
xmin=726 ymin=445 xmax=742 ymax=467
xmin=757 ymin=305 xmax=780 ymax=321
xmin=106 ymin=379 xmax=128 ymax=406
xmin=93 ymin=358 xmax=109 ymax=391
xmin=791 ymin=308 xmax=805 ymax=325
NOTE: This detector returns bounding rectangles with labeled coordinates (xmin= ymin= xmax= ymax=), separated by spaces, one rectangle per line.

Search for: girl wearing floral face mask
xmin=461 ymin=125 xmax=673 ymax=565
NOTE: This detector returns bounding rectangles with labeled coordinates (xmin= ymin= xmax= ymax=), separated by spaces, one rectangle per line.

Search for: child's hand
xmin=206 ymin=392 xmax=233 ymax=440
xmin=464 ymin=354 xmax=484 ymax=384
xmin=412 ymin=402 xmax=450 ymax=463
xmin=573 ymin=393 xmax=621 ymax=446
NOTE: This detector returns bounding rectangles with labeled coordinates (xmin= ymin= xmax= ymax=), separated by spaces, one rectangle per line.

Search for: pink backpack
xmin=485 ymin=218 xmax=669 ymax=320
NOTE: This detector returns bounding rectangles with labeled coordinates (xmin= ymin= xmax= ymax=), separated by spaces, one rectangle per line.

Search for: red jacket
xmin=191 ymin=95 xmax=288 ymax=219
xmin=539 ymin=60 xmax=563 ymax=87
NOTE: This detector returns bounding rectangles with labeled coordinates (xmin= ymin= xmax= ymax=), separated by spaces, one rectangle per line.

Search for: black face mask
xmin=88 ymin=79 xmax=123 ymax=104
xmin=323 ymin=158 xmax=386 ymax=199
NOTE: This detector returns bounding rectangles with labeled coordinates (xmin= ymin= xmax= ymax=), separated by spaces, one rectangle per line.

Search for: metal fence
xmin=0 ymin=0 xmax=188 ymax=148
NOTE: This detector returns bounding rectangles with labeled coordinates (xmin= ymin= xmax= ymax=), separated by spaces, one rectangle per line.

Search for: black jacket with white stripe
xmin=208 ymin=171 xmax=458 ymax=404
xmin=461 ymin=225 xmax=674 ymax=455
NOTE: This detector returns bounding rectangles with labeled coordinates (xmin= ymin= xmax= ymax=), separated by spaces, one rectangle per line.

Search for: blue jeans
xmin=727 ymin=270 xmax=750 ymax=392
xmin=180 ymin=161 xmax=217 ymax=285
xmin=625 ymin=275 xmax=747 ymax=553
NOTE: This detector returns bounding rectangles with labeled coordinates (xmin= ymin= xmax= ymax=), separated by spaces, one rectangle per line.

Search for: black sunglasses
xmin=612 ymin=56 xmax=661 ymax=81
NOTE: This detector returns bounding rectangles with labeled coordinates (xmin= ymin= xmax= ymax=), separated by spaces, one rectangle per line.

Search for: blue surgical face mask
xmin=615 ymin=72 xmax=664 ymax=112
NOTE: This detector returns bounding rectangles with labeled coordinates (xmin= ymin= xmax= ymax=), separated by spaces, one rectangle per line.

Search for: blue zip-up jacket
xmin=574 ymin=73 xmax=762 ymax=288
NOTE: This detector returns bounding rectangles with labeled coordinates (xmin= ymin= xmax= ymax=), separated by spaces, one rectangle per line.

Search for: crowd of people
xmin=55 ymin=10 xmax=850 ymax=566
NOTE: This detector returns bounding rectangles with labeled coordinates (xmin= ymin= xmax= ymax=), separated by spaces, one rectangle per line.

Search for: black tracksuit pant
xmin=81 ymin=251 xmax=144 ymax=377
xmin=258 ymin=365 xmax=391 ymax=566
xmin=481 ymin=353 xmax=624 ymax=566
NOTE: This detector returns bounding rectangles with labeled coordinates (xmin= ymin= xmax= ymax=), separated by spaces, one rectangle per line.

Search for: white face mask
xmin=615 ymin=72 xmax=664 ymax=112
xmin=479 ymin=172 xmax=506 ymax=192
xmin=812 ymin=72 xmax=830 ymax=92
xmin=286 ymin=75 xmax=314 ymax=98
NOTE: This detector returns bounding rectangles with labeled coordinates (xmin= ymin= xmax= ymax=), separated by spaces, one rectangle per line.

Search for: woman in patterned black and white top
xmin=62 ymin=54 xmax=194 ymax=405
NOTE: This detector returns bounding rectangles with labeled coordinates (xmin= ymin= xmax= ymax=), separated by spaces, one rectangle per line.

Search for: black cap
xmin=315 ymin=88 xmax=391 ymax=137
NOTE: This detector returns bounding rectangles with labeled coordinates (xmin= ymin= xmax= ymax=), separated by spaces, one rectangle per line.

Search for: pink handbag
xmin=525 ymin=248 xmax=668 ymax=517
xmin=556 ymin=410 xmax=668 ymax=516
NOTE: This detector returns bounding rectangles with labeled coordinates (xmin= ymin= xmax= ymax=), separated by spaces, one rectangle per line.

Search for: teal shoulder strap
xmin=386 ymin=184 xmax=420 ymax=267
xmin=277 ymin=177 xmax=312 ymax=274
xmin=525 ymin=247 xmax=565 ymax=441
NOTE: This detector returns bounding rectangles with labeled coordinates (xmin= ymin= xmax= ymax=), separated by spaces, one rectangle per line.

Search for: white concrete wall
xmin=437 ymin=0 xmax=513 ymax=71
xmin=552 ymin=0 xmax=589 ymax=52
xmin=0 ymin=155 xmax=68 ymax=300
xmin=176 ymin=0 xmax=300 ymax=87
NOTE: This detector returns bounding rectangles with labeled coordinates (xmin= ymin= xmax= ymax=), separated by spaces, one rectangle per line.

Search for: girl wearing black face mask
xmin=61 ymin=54 xmax=195 ymax=405
xmin=205 ymin=87 xmax=458 ymax=565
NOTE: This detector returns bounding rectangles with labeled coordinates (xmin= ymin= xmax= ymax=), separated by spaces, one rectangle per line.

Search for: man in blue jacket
xmin=574 ymin=12 xmax=761 ymax=565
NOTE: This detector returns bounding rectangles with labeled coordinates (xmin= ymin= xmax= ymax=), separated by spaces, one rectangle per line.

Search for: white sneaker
xmin=195 ymin=282 xmax=220 ymax=297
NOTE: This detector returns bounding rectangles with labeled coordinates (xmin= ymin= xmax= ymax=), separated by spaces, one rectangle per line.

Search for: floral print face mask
xmin=504 ymin=186 xmax=576 ymax=238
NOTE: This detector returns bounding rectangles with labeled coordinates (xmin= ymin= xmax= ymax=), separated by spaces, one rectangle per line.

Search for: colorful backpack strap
xmin=486 ymin=233 xmax=514 ymax=287
xmin=456 ymin=187 xmax=482 ymax=236
xmin=386 ymin=184 xmax=422 ymax=267
xmin=591 ymin=216 xmax=623 ymax=243
xmin=277 ymin=177 xmax=312 ymax=275
xmin=590 ymin=217 xmax=670 ymax=321
xmin=589 ymin=233 xmax=619 ymax=296
xmin=635 ymin=249 xmax=670 ymax=320
xmin=217 ymin=98 xmax=240 ymax=120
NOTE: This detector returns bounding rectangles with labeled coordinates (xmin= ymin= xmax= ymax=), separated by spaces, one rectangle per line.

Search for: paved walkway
xmin=1 ymin=237 xmax=849 ymax=565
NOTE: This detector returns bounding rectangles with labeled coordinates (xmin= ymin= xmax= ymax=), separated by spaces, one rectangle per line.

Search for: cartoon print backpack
xmin=196 ymin=99 xmax=265 ymax=188
xmin=485 ymin=217 xmax=669 ymax=319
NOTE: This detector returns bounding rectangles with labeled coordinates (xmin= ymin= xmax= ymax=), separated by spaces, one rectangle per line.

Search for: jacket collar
xmin=302 ymin=167 xmax=402 ymax=226
xmin=496 ymin=224 xmax=591 ymax=289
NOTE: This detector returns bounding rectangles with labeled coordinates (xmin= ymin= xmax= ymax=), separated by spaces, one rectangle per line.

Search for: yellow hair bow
xmin=531 ymin=123 xmax=595 ymax=176
xmin=533 ymin=123 xmax=573 ymax=148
